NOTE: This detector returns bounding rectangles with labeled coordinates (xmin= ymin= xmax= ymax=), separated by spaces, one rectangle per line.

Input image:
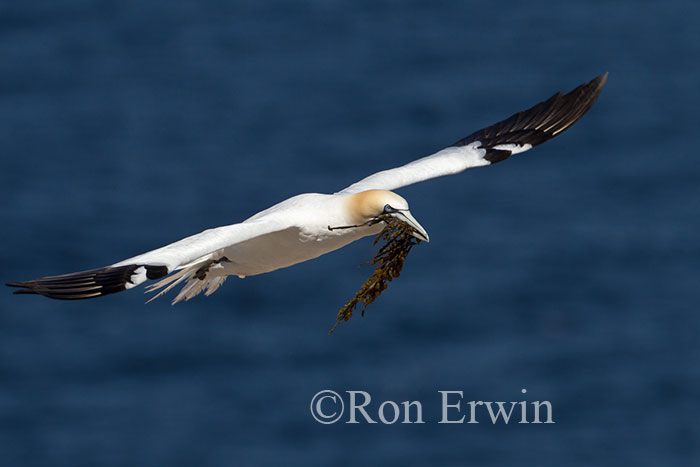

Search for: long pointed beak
xmin=392 ymin=210 xmax=430 ymax=243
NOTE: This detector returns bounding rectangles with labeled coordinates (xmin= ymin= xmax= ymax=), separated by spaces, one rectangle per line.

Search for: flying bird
xmin=7 ymin=74 xmax=607 ymax=304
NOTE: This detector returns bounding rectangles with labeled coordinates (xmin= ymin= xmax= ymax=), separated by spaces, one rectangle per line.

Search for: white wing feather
xmin=111 ymin=218 xmax=287 ymax=272
xmin=337 ymin=143 xmax=490 ymax=194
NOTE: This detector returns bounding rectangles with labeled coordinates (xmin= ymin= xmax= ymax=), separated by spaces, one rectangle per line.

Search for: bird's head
xmin=346 ymin=189 xmax=430 ymax=242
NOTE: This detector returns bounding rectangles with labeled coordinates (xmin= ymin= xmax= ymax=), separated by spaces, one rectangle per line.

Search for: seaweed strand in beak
xmin=330 ymin=215 xmax=423 ymax=334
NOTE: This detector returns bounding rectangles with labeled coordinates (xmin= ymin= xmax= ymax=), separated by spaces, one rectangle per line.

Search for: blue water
xmin=2 ymin=1 xmax=699 ymax=465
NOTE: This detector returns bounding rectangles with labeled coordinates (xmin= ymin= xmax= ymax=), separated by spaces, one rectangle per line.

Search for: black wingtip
xmin=12 ymin=288 xmax=37 ymax=295
xmin=600 ymin=71 xmax=609 ymax=84
xmin=587 ymin=72 xmax=608 ymax=98
xmin=453 ymin=73 xmax=608 ymax=163
xmin=8 ymin=273 xmax=113 ymax=299
xmin=6 ymin=264 xmax=169 ymax=301
xmin=7 ymin=281 xmax=39 ymax=296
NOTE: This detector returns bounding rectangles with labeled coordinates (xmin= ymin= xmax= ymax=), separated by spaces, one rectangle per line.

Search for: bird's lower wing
xmin=338 ymin=74 xmax=607 ymax=194
xmin=6 ymin=218 xmax=287 ymax=300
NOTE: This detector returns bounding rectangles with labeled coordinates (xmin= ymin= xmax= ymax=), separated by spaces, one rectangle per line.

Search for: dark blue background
xmin=2 ymin=1 xmax=699 ymax=465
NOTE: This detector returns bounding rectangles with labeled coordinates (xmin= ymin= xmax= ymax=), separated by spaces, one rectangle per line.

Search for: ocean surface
xmin=1 ymin=1 xmax=699 ymax=466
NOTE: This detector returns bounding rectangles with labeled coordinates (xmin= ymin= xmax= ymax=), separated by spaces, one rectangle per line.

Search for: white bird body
xmin=8 ymin=75 xmax=607 ymax=305
xmin=107 ymin=190 xmax=412 ymax=302
xmin=116 ymin=192 xmax=386 ymax=274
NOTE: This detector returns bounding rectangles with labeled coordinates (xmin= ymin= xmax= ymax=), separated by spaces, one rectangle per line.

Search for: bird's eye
xmin=383 ymin=204 xmax=395 ymax=214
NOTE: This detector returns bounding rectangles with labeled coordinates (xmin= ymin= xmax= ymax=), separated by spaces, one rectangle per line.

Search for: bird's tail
xmin=145 ymin=256 xmax=230 ymax=305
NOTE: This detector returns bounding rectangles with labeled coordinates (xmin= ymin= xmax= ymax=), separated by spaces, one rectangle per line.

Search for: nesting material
xmin=330 ymin=215 xmax=422 ymax=333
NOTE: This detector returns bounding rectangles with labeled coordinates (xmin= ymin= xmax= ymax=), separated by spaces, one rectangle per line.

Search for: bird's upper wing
xmin=110 ymin=217 xmax=289 ymax=270
xmin=6 ymin=217 xmax=289 ymax=300
xmin=338 ymin=74 xmax=607 ymax=194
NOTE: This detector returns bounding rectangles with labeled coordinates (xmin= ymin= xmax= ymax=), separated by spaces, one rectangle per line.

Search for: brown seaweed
xmin=330 ymin=215 xmax=422 ymax=333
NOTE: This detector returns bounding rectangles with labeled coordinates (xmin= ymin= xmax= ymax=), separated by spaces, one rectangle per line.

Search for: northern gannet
xmin=7 ymin=74 xmax=607 ymax=304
